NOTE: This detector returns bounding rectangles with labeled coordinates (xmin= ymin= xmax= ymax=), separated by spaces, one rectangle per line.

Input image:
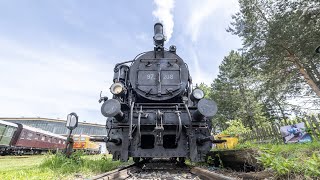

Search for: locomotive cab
xmin=101 ymin=23 xmax=218 ymax=162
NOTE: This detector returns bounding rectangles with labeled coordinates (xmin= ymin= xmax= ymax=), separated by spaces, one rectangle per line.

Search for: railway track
xmin=90 ymin=159 xmax=236 ymax=180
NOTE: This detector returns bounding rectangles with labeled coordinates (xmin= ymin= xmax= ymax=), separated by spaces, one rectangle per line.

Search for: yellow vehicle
xmin=73 ymin=135 xmax=100 ymax=154
xmin=214 ymin=134 xmax=239 ymax=149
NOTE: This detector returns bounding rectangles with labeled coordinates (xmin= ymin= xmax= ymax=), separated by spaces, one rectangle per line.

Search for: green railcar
xmin=0 ymin=120 xmax=18 ymax=152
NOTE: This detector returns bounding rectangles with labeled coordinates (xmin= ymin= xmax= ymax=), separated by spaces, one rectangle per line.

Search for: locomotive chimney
xmin=153 ymin=23 xmax=166 ymax=47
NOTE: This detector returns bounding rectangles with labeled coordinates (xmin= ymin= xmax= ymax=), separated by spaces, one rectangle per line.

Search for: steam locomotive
xmin=100 ymin=23 xmax=217 ymax=162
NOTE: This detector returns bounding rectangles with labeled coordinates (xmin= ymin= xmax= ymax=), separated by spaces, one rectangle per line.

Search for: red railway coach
xmin=9 ymin=123 xmax=67 ymax=155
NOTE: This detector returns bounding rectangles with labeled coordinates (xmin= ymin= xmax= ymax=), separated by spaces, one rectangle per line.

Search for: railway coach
xmin=0 ymin=120 xmax=67 ymax=155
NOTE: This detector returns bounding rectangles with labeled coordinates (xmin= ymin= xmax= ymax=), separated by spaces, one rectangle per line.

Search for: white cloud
xmin=180 ymin=0 xmax=241 ymax=85
xmin=0 ymin=37 xmax=113 ymax=123
xmin=187 ymin=0 xmax=239 ymax=43
xmin=152 ymin=0 xmax=175 ymax=42
xmin=185 ymin=47 xmax=214 ymax=85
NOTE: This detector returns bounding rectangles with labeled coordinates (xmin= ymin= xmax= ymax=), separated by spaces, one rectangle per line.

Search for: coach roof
xmin=0 ymin=120 xmax=18 ymax=128
xmin=21 ymin=124 xmax=67 ymax=140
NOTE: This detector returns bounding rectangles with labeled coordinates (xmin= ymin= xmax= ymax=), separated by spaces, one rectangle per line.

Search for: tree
xmin=228 ymin=0 xmax=320 ymax=97
xmin=198 ymin=83 xmax=212 ymax=99
xmin=208 ymin=51 xmax=268 ymax=129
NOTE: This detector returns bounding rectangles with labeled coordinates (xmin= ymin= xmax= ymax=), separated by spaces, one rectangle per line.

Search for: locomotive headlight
xmin=110 ymin=82 xmax=124 ymax=95
xmin=192 ymin=89 xmax=204 ymax=100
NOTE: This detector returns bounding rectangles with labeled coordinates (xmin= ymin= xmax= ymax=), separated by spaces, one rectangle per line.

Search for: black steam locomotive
xmin=100 ymin=23 xmax=217 ymax=162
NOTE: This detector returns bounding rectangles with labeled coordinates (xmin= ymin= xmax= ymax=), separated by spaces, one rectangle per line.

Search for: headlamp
xmin=110 ymin=82 xmax=124 ymax=95
xmin=192 ymin=89 xmax=204 ymax=100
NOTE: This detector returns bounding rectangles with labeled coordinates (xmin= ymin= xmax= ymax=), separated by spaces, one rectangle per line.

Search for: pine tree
xmin=228 ymin=0 xmax=320 ymax=97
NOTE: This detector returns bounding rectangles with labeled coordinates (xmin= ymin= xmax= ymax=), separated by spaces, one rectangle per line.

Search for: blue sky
xmin=0 ymin=0 xmax=241 ymax=124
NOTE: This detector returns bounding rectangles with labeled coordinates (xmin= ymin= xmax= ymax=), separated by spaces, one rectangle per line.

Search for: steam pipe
xmin=128 ymin=101 xmax=135 ymax=139
xmin=175 ymin=106 xmax=182 ymax=143
xmin=137 ymin=106 xmax=142 ymax=143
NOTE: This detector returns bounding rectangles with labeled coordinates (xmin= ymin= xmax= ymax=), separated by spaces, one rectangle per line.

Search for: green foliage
xmin=198 ymin=83 xmax=212 ymax=99
xmin=238 ymin=142 xmax=320 ymax=178
xmin=207 ymin=0 xmax=320 ymax=131
xmin=221 ymin=119 xmax=251 ymax=136
xmin=228 ymin=0 xmax=320 ymax=112
xmin=208 ymin=51 xmax=270 ymax=130
xmin=40 ymin=151 xmax=124 ymax=174
xmin=0 ymin=152 xmax=127 ymax=180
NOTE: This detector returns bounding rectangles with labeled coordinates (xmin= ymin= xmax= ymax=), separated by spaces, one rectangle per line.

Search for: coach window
xmin=48 ymin=137 xmax=52 ymax=143
xmin=35 ymin=134 xmax=40 ymax=140
xmin=20 ymin=131 xmax=25 ymax=139
xmin=63 ymin=141 xmax=66 ymax=145
xmin=27 ymin=132 xmax=33 ymax=140
xmin=58 ymin=140 xmax=61 ymax=144
xmin=80 ymin=137 xmax=86 ymax=141
xmin=6 ymin=127 xmax=14 ymax=137
xmin=42 ymin=136 xmax=46 ymax=141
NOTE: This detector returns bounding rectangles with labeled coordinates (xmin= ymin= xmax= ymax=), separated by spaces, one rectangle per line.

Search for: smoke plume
xmin=152 ymin=0 xmax=175 ymax=42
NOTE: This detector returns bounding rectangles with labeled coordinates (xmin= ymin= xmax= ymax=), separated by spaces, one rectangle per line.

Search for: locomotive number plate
xmin=138 ymin=71 xmax=157 ymax=85
xmin=161 ymin=70 xmax=180 ymax=85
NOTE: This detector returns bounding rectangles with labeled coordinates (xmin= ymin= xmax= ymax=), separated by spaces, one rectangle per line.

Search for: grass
xmin=0 ymin=155 xmax=45 ymax=171
xmin=236 ymin=141 xmax=320 ymax=179
xmin=0 ymin=152 xmax=129 ymax=180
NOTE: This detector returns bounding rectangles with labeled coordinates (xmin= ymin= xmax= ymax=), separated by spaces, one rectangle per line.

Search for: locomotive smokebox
xmin=193 ymin=99 xmax=218 ymax=121
xmin=101 ymin=99 xmax=125 ymax=121
xmin=153 ymin=23 xmax=165 ymax=46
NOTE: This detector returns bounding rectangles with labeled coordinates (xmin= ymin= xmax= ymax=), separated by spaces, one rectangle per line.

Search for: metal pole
xmin=64 ymin=129 xmax=73 ymax=157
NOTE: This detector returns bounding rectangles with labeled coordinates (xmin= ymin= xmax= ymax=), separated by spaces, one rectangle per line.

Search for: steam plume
xmin=152 ymin=0 xmax=175 ymax=42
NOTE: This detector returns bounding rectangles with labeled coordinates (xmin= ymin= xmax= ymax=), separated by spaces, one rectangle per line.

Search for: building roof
xmin=0 ymin=117 xmax=105 ymax=127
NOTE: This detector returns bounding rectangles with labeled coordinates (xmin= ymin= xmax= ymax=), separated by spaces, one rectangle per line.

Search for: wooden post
xmin=269 ymin=125 xmax=277 ymax=142
xmin=261 ymin=127 xmax=267 ymax=142
xmin=273 ymin=124 xmax=282 ymax=143
xmin=300 ymin=118 xmax=315 ymax=140
xmin=256 ymin=127 xmax=262 ymax=143
xmin=268 ymin=126 xmax=274 ymax=142
xmin=311 ymin=115 xmax=320 ymax=133
xmin=254 ymin=128 xmax=259 ymax=142
xmin=249 ymin=131 xmax=254 ymax=142
xmin=306 ymin=116 xmax=318 ymax=141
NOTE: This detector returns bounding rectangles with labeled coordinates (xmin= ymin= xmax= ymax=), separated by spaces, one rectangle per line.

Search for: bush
xmin=221 ymin=119 xmax=251 ymax=136
xmin=242 ymin=142 xmax=320 ymax=178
